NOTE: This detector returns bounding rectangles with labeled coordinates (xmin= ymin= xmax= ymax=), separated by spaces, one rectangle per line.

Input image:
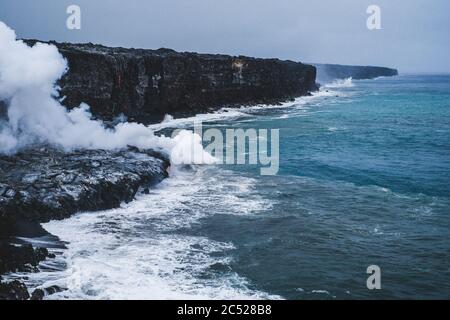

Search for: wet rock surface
xmin=0 ymin=242 xmax=53 ymax=299
xmin=30 ymin=285 xmax=65 ymax=300
xmin=0 ymin=279 xmax=30 ymax=300
xmin=0 ymin=147 xmax=169 ymax=225
xmin=0 ymin=243 xmax=51 ymax=274
xmin=0 ymin=146 xmax=169 ymax=299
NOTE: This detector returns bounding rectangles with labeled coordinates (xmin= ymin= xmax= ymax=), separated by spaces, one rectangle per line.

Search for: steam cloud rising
xmin=0 ymin=22 xmax=215 ymax=165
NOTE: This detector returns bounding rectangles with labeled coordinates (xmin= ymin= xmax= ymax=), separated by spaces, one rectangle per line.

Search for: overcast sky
xmin=1 ymin=0 xmax=449 ymax=73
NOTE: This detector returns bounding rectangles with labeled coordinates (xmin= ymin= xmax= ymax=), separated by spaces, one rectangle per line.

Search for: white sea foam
xmin=327 ymin=126 xmax=347 ymax=132
xmin=148 ymin=108 xmax=247 ymax=131
xmin=15 ymin=168 xmax=278 ymax=300
xmin=323 ymin=77 xmax=354 ymax=88
xmin=311 ymin=290 xmax=331 ymax=294
xmin=151 ymin=90 xmax=343 ymax=131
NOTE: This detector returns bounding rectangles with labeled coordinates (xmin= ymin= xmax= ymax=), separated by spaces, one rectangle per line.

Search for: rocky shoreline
xmin=0 ymin=39 xmax=399 ymax=300
xmin=0 ymin=243 xmax=53 ymax=300
xmin=0 ymin=147 xmax=170 ymax=299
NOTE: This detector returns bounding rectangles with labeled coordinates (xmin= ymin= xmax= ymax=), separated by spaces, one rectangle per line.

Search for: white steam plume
xmin=0 ymin=22 xmax=216 ymax=165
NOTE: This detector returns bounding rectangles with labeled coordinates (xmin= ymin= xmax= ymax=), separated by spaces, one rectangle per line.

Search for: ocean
xmin=10 ymin=74 xmax=450 ymax=299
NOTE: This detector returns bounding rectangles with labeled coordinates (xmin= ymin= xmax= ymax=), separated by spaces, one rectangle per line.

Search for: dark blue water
xmin=190 ymin=75 xmax=450 ymax=299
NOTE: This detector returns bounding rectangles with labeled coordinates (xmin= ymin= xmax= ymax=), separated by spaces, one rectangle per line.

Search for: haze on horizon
xmin=1 ymin=0 xmax=449 ymax=74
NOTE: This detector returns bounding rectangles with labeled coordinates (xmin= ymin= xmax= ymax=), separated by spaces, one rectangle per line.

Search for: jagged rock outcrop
xmin=314 ymin=63 xmax=398 ymax=82
xmin=23 ymin=40 xmax=318 ymax=123
xmin=30 ymin=285 xmax=65 ymax=300
xmin=0 ymin=279 xmax=30 ymax=300
xmin=0 ymin=147 xmax=169 ymax=227
xmin=0 ymin=243 xmax=51 ymax=275
xmin=0 ymin=241 xmax=53 ymax=299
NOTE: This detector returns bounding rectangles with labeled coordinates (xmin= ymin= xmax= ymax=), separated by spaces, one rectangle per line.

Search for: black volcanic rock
xmin=23 ymin=40 xmax=318 ymax=123
xmin=0 ymin=147 xmax=169 ymax=227
xmin=314 ymin=63 xmax=398 ymax=82
xmin=0 ymin=147 xmax=169 ymax=299
xmin=0 ymin=101 xmax=7 ymax=120
xmin=30 ymin=285 xmax=65 ymax=300
xmin=0 ymin=280 xmax=30 ymax=300
xmin=0 ymin=243 xmax=50 ymax=274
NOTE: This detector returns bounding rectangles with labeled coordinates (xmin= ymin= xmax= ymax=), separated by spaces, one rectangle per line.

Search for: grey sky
xmin=1 ymin=0 xmax=449 ymax=73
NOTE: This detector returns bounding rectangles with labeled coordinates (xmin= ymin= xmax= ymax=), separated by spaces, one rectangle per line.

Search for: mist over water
xmin=0 ymin=22 xmax=214 ymax=165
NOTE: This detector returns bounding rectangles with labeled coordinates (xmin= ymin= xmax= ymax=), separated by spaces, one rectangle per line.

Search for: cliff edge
xmin=24 ymin=40 xmax=318 ymax=124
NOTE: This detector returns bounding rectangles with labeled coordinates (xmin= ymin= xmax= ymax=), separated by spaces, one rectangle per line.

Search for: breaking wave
xmin=323 ymin=77 xmax=354 ymax=88
xmin=11 ymin=168 xmax=280 ymax=300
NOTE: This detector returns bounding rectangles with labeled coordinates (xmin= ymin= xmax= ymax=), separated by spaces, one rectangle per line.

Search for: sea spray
xmin=323 ymin=77 xmax=354 ymax=89
xmin=0 ymin=22 xmax=215 ymax=165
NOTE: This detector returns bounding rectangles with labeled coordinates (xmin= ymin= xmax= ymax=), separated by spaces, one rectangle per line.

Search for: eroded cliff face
xmin=23 ymin=41 xmax=317 ymax=123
